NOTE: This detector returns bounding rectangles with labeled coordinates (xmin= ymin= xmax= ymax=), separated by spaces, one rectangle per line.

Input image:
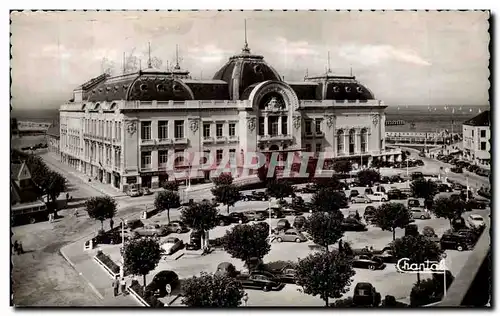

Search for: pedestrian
xmin=120 ymin=277 xmax=127 ymax=295
xmin=112 ymin=277 xmax=119 ymax=296
xmin=13 ymin=240 xmax=19 ymax=254
xmin=18 ymin=241 xmax=24 ymax=254
xmin=110 ymin=218 xmax=114 ymax=230
xmin=66 ymin=193 xmax=69 ymax=201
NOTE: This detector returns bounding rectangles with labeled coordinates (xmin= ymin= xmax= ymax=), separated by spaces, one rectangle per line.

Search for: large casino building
xmin=59 ymin=40 xmax=401 ymax=192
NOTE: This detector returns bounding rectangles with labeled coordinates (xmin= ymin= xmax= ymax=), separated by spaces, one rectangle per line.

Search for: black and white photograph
xmin=9 ymin=9 xmax=491 ymax=308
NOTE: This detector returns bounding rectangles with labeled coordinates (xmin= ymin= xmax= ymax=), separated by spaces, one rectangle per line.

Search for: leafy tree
xmin=162 ymin=181 xmax=179 ymax=191
xmin=180 ymin=200 xmax=218 ymax=248
xmin=357 ymin=169 xmax=380 ymax=186
xmin=411 ymin=179 xmax=438 ymax=200
xmin=223 ymin=223 xmax=271 ymax=267
xmin=266 ymin=179 xmax=294 ymax=201
xmin=212 ymin=173 xmax=233 ymax=186
xmin=372 ymin=203 xmax=412 ymax=240
xmin=390 ymin=234 xmax=443 ymax=283
xmin=43 ymin=171 xmax=67 ymax=213
xmin=85 ymin=196 xmax=117 ymax=231
xmin=306 ymin=211 xmax=344 ymax=250
xmin=181 ymin=272 xmax=244 ymax=307
xmin=311 ymin=187 xmax=348 ymax=213
xmin=123 ymin=237 xmax=163 ymax=288
xmin=154 ymin=190 xmax=180 ymax=223
xmin=431 ymin=197 xmax=466 ymax=228
xmin=211 ymin=184 xmax=241 ymax=214
xmin=333 ymin=160 xmax=352 ymax=174
xmin=295 ymin=250 xmax=355 ymax=306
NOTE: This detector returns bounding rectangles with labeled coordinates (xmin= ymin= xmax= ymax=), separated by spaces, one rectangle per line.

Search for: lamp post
xmin=119 ymin=218 xmax=125 ymax=278
xmin=268 ymin=199 xmax=273 ymax=241
xmin=442 ymin=252 xmax=448 ymax=298
xmin=466 ymin=177 xmax=469 ymax=202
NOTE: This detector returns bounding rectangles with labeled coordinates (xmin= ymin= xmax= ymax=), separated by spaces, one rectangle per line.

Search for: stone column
xmin=344 ymin=130 xmax=349 ymax=155
xmin=264 ymin=115 xmax=269 ymax=136
xmin=278 ymin=116 xmax=282 ymax=135
xmin=355 ymin=128 xmax=361 ymax=154
xmin=152 ymin=150 xmax=158 ymax=170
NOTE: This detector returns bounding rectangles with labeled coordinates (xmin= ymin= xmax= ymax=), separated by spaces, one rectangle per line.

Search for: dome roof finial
xmin=242 ymin=19 xmax=251 ymax=54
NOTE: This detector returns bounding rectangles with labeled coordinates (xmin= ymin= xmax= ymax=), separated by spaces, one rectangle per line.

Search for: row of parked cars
xmin=126 ymin=186 xmax=154 ymax=197
xmin=437 ymin=155 xmax=490 ymax=178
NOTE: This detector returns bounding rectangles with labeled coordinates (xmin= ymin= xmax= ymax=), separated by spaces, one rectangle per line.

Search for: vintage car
xmin=275 ymin=229 xmax=308 ymax=243
xmin=161 ymin=237 xmax=184 ymax=255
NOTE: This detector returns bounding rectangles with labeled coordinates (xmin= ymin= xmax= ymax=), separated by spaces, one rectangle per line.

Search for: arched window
xmin=361 ymin=128 xmax=368 ymax=153
xmin=349 ymin=129 xmax=356 ymax=154
xmin=94 ymin=103 xmax=100 ymax=111
xmin=109 ymin=102 xmax=117 ymax=110
xmin=337 ymin=130 xmax=344 ymax=155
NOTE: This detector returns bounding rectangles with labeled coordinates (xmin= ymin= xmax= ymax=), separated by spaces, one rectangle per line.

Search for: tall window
xmin=229 ymin=148 xmax=236 ymax=160
xmin=216 ymin=123 xmax=223 ymax=137
xmin=480 ymin=142 xmax=486 ymax=150
xmin=258 ymin=117 xmax=265 ymax=136
xmin=141 ymin=121 xmax=151 ymax=140
xmin=174 ymin=120 xmax=184 ymax=139
xmin=472 ymin=130 xmax=474 ymax=137
xmin=202 ymin=150 xmax=210 ymax=164
xmin=349 ymin=129 xmax=356 ymax=154
xmin=360 ymin=128 xmax=367 ymax=153
xmin=158 ymin=121 xmax=168 ymax=139
xmin=158 ymin=150 xmax=168 ymax=168
xmin=480 ymin=130 xmax=486 ymax=138
xmin=281 ymin=117 xmax=288 ymax=135
xmin=141 ymin=151 xmax=151 ymax=169
xmin=315 ymin=119 xmax=322 ymax=134
xmin=305 ymin=120 xmax=312 ymax=135
xmin=269 ymin=117 xmax=279 ymax=136
xmin=174 ymin=149 xmax=184 ymax=166
xmin=337 ymin=130 xmax=344 ymax=154
xmin=229 ymin=123 xmax=236 ymax=137
xmin=216 ymin=149 xmax=223 ymax=163
xmin=203 ymin=123 xmax=211 ymax=138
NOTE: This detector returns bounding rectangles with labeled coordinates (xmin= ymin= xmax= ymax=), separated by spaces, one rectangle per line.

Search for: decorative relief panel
xmin=189 ymin=119 xmax=200 ymax=133
xmin=325 ymin=115 xmax=336 ymax=129
xmin=126 ymin=121 xmax=137 ymax=135
xmin=247 ymin=117 xmax=256 ymax=132
xmin=371 ymin=114 xmax=380 ymax=127
xmin=293 ymin=116 xmax=301 ymax=129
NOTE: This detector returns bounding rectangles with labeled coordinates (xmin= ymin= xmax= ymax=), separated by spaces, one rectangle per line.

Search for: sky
xmin=10 ymin=10 xmax=490 ymax=109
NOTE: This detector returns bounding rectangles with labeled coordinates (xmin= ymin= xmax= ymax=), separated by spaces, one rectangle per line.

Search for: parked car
xmin=349 ymin=180 xmax=362 ymax=187
xmin=298 ymin=184 xmax=318 ymax=193
xmin=389 ymin=175 xmax=403 ymax=183
xmin=411 ymin=172 xmax=424 ymax=181
xmin=440 ymin=232 xmax=475 ymax=251
xmin=228 ymin=212 xmax=249 ymax=224
xmin=142 ymin=187 xmax=154 ymax=196
xmin=400 ymin=188 xmax=413 ymax=197
xmin=410 ymin=207 xmax=431 ymax=220
xmin=351 ymin=195 xmax=372 ymax=204
xmin=380 ymin=176 xmax=391 ymax=184
xmin=236 ymin=271 xmax=284 ymax=291
xmin=165 ymin=221 xmax=189 ymax=234
xmin=293 ymin=215 xmax=307 ymax=230
xmin=367 ymin=192 xmax=388 ymax=202
xmin=243 ymin=191 xmax=269 ymax=201
xmin=275 ymin=229 xmax=308 ymax=243
xmin=243 ymin=210 xmax=266 ymax=221
xmin=353 ymin=282 xmax=382 ymax=307
xmin=132 ymin=224 xmax=168 ymax=237
xmin=349 ymin=189 xmax=360 ymax=198
xmin=342 ymin=218 xmax=367 ymax=232
xmin=145 ymin=270 xmax=180 ymax=297
xmin=215 ymin=214 xmax=232 ymax=226
xmin=465 ymin=199 xmax=488 ymax=211
xmin=450 ymin=167 xmax=463 ymax=173
xmin=127 ymin=187 xmax=142 ymax=197
xmin=387 ymin=189 xmax=407 ymax=200
xmin=281 ymin=207 xmax=304 ymax=216
xmin=352 ymin=255 xmax=386 ymax=270
xmin=437 ymin=183 xmax=453 ymax=192
xmin=125 ymin=219 xmax=144 ymax=230
xmin=466 ymin=214 xmax=485 ymax=228
xmin=363 ymin=206 xmax=376 ymax=224
xmin=161 ymin=237 xmax=184 ymax=255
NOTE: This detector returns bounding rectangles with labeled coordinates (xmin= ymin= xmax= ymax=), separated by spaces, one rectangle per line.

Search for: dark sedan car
xmin=236 ymin=271 xmax=284 ymax=291
xmin=243 ymin=210 xmax=267 ymax=221
xmin=228 ymin=212 xmax=249 ymax=224
xmin=342 ymin=218 xmax=367 ymax=232
xmin=389 ymin=175 xmax=403 ymax=184
xmin=450 ymin=167 xmax=463 ymax=174
xmin=437 ymin=183 xmax=453 ymax=193
xmin=387 ymin=189 xmax=407 ymax=200
xmin=353 ymin=282 xmax=382 ymax=307
xmin=145 ymin=270 xmax=180 ymax=297
xmin=243 ymin=191 xmax=269 ymax=201
xmin=465 ymin=199 xmax=488 ymax=211
xmin=216 ymin=214 xmax=232 ymax=226
xmin=440 ymin=233 xmax=475 ymax=251
xmin=352 ymin=255 xmax=386 ymax=270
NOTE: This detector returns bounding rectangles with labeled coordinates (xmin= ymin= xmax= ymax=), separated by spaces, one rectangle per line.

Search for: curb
xmin=59 ymin=248 xmax=104 ymax=300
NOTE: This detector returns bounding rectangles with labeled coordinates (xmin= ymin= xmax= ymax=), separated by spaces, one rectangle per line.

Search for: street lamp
xmin=119 ymin=218 xmax=126 ymax=278
xmin=466 ymin=177 xmax=470 ymax=202
xmin=268 ymin=199 xmax=273 ymax=240
xmin=442 ymin=252 xmax=448 ymax=298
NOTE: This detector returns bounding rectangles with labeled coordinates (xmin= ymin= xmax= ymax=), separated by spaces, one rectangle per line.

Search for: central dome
xmin=213 ymin=45 xmax=282 ymax=100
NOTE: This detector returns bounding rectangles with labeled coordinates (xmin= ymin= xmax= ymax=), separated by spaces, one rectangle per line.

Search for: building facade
xmin=59 ymin=43 xmax=400 ymax=192
xmin=462 ymin=111 xmax=490 ymax=168
xmin=46 ymin=125 xmax=60 ymax=156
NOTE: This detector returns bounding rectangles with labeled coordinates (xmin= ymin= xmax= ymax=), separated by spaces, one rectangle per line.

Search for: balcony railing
xmin=141 ymin=138 xmax=155 ymax=145
xmin=157 ymin=138 xmax=173 ymax=145
xmin=228 ymin=135 xmax=239 ymax=142
xmin=202 ymin=136 xmax=214 ymax=144
xmin=215 ymin=136 xmax=227 ymax=143
xmin=174 ymin=138 xmax=188 ymax=145
xmin=258 ymin=134 xmax=293 ymax=142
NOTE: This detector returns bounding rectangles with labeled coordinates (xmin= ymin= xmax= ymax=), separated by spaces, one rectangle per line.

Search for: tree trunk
xmin=167 ymin=208 xmax=170 ymax=223
xmin=417 ymin=271 xmax=421 ymax=284
xmin=100 ymin=220 xmax=104 ymax=231
xmin=324 ymin=295 xmax=329 ymax=307
xmin=143 ymin=274 xmax=147 ymax=288
xmin=227 ymin=204 xmax=230 ymax=214
xmin=392 ymin=228 xmax=396 ymax=241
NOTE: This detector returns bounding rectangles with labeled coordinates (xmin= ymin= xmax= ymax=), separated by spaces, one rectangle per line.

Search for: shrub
xmin=381 ymin=295 xmax=409 ymax=307
xmin=95 ymin=250 xmax=120 ymax=274
xmin=330 ymin=297 xmax=354 ymax=307
xmin=410 ymin=278 xmax=440 ymax=307
xmin=130 ymin=280 xmax=165 ymax=307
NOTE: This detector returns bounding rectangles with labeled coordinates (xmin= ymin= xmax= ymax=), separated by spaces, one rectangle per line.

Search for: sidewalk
xmin=40 ymin=153 xmax=127 ymax=198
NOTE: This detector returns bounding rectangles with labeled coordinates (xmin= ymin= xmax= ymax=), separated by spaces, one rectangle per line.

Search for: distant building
xmin=46 ymin=125 xmax=60 ymax=156
xmin=11 ymin=162 xmax=39 ymax=204
xmin=58 ymin=39 xmax=401 ymax=192
xmin=462 ymin=110 xmax=490 ymax=167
